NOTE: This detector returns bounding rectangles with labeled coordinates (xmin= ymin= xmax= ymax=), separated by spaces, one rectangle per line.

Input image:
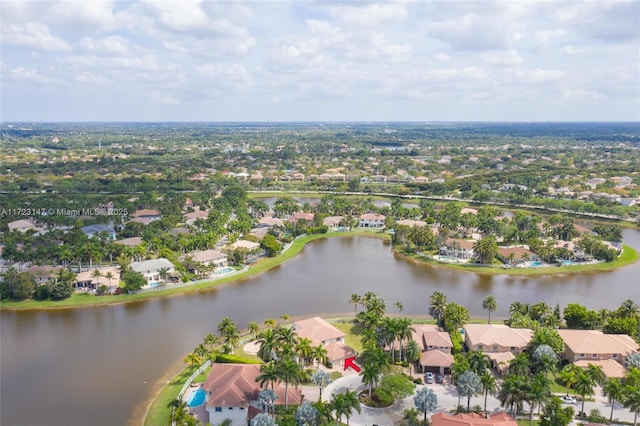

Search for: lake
xmin=1 ymin=229 xmax=639 ymax=425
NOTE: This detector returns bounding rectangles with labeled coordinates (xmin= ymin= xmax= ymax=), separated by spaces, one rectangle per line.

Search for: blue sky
xmin=1 ymin=0 xmax=639 ymax=122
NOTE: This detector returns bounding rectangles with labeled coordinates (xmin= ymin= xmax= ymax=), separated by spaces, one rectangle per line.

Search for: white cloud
xmin=2 ymin=22 xmax=71 ymax=52
xmin=482 ymin=50 xmax=524 ymax=66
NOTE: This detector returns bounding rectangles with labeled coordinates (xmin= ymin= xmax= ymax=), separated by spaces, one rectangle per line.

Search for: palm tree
xmin=277 ymin=356 xmax=303 ymax=409
xmin=183 ymin=352 xmax=201 ymax=367
xmin=312 ymin=400 xmax=333 ymax=425
xmin=482 ymin=295 xmax=498 ymax=324
xmin=311 ymin=370 xmax=332 ymax=401
xmin=251 ymin=413 xmax=276 ymax=426
xmin=413 ymin=387 xmax=437 ymax=423
xmin=295 ymin=401 xmax=319 ymax=426
xmin=456 ymin=370 xmax=483 ymax=412
xmin=381 ymin=317 xmax=400 ymax=362
xmin=617 ymin=299 xmax=640 ymax=318
xmin=558 ymin=364 xmax=581 ymax=396
xmin=257 ymin=389 xmax=277 ymax=415
xmin=222 ymin=323 xmax=240 ymax=353
xmin=257 ymin=328 xmax=280 ymax=362
xmin=104 ymin=271 xmax=115 ymax=290
xmin=498 ymin=374 xmax=527 ymax=415
xmin=473 ymin=235 xmax=498 ymax=264
xmin=429 ymin=291 xmax=448 ymax=326
xmin=311 ymin=344 xmax=328 ymax=368
xmin=264 ymin=318 xmax=277 ymax=329
xmin=480 ymin=371 xmax=498 ymax=416
xmin=394 ymin=301 xmax=404 ymax=313
xmin=574 ymin=370 xmax=595 ymax=418
xmin=404 ymin=340 xmax=421 ymax=374
xmin=602 ymin=377 xmax=624 ymax=423
xmin=397 ymin=317 xmax=415 ymax=362
xmin=526 ymin=373 xmax=551 ymax=426
xmin=90 ymin=269 xmax=102 ymax=288
xmin=276 ymin=326 xmax=298 ymax=349
xmin=508 ymin=353 xmax=531 ymax=377
xmin=349 ymin=293 xmax=361 ymax=316
xmin=248 ymin=321 xmax=259 ymax=339
xmin=158 ymin=266 xmax=169 ymax=283
xmin=623 ymin=385 xmax=640 ymax=426
xmin=467 ymin=350 xmax=490 ymax=376
xmin=204 ymin=333 xmax=219 ymax=352
xmin=585 ymin=363 xmax=605 ymax=387
xmin=330 ymin=390 xmax=361 ymax=426
xmin=256 ymin=361 xmax=279 ymax=390
xmin=295 ymin=337 xmax=314 ymax=367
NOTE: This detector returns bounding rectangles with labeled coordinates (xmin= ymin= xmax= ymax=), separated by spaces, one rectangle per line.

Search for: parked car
xmin=436 ymin=373 xmax=443 ymax=384
xmin=560 ymin=395 xmax=577 ymax=404
xmin=425 ymin=372 xmax=434 ymax=384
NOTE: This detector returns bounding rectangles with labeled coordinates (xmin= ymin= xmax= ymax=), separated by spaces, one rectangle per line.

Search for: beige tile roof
xmin=259 ymin=217 xmax=284 ymax=227
xmin=293 ymin=316 xmax=345 ymax=345
xmin=420 ymin=349 xmax=454 ymax=367
xmin=397 ymin=219 xmax=427 ymax=227
xmin=411 ymin=324 xmax=442 ymax=350
xmin=229 ymin=240 xmax=260 ymax=250
xmin=445 ymin=238 xmax=476 ymax=250
xmin=325 ymin=342 xmax=356 ymax=362
xmin=557 ymin=329 xmax=639 ymax=356
xmin=115 ymin=237 xmax=143 ymax=247
xmin=574 ymin=359 xmax=628 ymax=378
xmin=189 ymin=249 xmax=227 ymax=263
xmin=323 ymin=216 xmax=343 ymax=227
xmin=431 ymin=412 xmax=517 ymax=426
xmin=464 ymin=324 xmax=533 ymax=350
xmin=424 ymin=330 xmax=453 ymax=348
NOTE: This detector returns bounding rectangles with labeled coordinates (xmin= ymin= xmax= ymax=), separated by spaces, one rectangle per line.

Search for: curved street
xmin=311 ymin=371 xmax=636 ymax=426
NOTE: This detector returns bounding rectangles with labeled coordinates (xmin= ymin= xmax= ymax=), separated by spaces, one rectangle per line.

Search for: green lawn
xmin=329 ymin=319 xmax=365 ymax=353
xmin=144 ymin=365 xmax=199 ymax=426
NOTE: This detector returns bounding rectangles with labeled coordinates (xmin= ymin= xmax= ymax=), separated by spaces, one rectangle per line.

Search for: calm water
xmin=1 ymin=230 xmax=639 ymax=426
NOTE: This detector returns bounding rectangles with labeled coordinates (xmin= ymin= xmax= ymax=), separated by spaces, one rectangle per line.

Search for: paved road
xmin=313 ymin=374 xmax=637 ymax=426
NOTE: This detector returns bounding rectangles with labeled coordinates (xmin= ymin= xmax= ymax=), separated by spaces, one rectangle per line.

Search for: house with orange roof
xmin=464 ymin=324 xmax=533 ymax=374
xmin=288 ymin=212 xmax=315 ymax=226
xmin=440 ymin=238 xmax=476 ymax=260
xmin=496 ymin=247 xmax=538 ymax=265
xmin=574 ymin=359 xmax=628 ymax=379
xmin=292 ymin=316 xmax=355 ymax=368
xmin=430 ymin=411 xmax=517 ymax=426
xmin=202 ymin=363 xmax=301 ymax=426
xmin=322 ymin=216 xmax=343 ymax=230
xmin=557 ymin=329 xmax=638 ymax=366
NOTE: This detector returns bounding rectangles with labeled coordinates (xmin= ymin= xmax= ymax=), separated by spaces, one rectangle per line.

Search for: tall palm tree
xmin=526 ymin=373 xmax=551 ymax=426
xmin=558 ymin=364 xmax=581 ymax=396
xmin=330 ymin=390 xmax=361 ymax=426
xmin=623 ymin=385 xmax=640 ymax=426
xmin=508 ymin=353 xmax=531 ymax=377
xmin=257 ymin=328 xmax=280 ymax=362
xmin=248 ymin=321 xmax=259 ymax=339
xmin=183 ymin=352 xmax=201 ymax=367
xmin=381 ymin=317 xmax=401 ymax=362
xmin=222 ymin=324 xmax=240 ymax=354
xmin=90 ymin=269 xmax=102 ymax=288
xmin=349 ymin=293 xmax=361 ymax=316
xmin=104 ymin=271 xmax=115 ymax=290
xmin=456 ymin=370 xmax=483 ymax=412
xmin=256 ymin=361 xmax=279 ymax=390
xmin=397 ymin=317 xmax=415 ymax=362
xmin=480 ymin=371 xmax=498 ymax=416
xmin=498 ymin=374 xmax=527 ymax=415
xmin=574 ymin=370 xmax=595 ymax=418
xmin=482 ymin=295 xmax=498 ymax=324
xmin=204 ymin=333 xmax=219 ymax=352
xmin=276 ymin=326 xmax=298 ymax=349
xmin=603 ymin=377 xmax=624 ymax=423
xmin=311 ymin=344 xmax=328 ymax=368
xmin=276 ymin=356 xmax=303 ymax=409
xmin=429 ymin=291 xmax=448 ymax=326
xmin=295 ymin=337 xmax=314 ymax=367
xmin=467 ymin=350 xmax=490 ymax=376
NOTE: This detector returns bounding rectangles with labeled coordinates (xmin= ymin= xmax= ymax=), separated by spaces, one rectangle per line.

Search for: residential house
xmin=184 ymin=207 xmax=209 ymax=226
xmin=7 ymin=219 xmax=42 ymax=233
xmin=496 ymin=247 xmax=538 ymax=265
xmin=130 ymin=258 xmax=175 ymax=286
xmin=322 ymin=216 xmax=343 ymax=230
xmin=430 ymin=412 xmax=517 ymax=426
xmin=129 ymin=209 xmax=162 ymax=225
xmin=258 ymin=217 xmax=284 ymax=228
xmin=81 ymin=224 xmax=116 ymax=240
xmin=411 ymin=324 xmax=454 ymax=374
xmin=288 ymin=212 xmax=315 ymax=226
xmin=439 ymin=239 xmax=476 ymax=260
xmin=115 ymin=237 xmax=143 ymax=247
xmin=203 ymin=363 xmax=302 ymax=426
xmin=463 ymin=324 xmax=533 ymax=374
xmin=185 ymin=249 xmax=228 ymax=277
xmin=557 ymin=329 xmax=639 ymax=366
xmin=574 ymin=359 xmax=628 ymax=379
xmin=23 ymin=265 xmax=65 ymax=285
xmin=75 ymin=267 xmax=120 ymax=292
xmin=396 ymin=219 xmax=427 ymax=228
xmin=292 ymin=316 xmax=355 ymax=368
xmin=358 ymin=213 xmax=386 ymax=229
xmin=228 ymin=240 xmax=262 ymax=264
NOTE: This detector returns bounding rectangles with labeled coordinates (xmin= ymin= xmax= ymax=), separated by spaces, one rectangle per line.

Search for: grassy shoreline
xmin=2 ymin=232 xmax=637 ymax=310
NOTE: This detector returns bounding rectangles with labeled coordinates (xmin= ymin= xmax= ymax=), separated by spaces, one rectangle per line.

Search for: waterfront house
xmin=439 ymin=239 xmax=476 ymax=260
xmin=23 ymin=265 xmax=65 ymax=285
xmin=557 ymin=329 xmax=638 ymax=366
xmin=496 ymin=247 xmax=538 ymax=265
xmin=75 ymin=267 xmax=120 ymax=292
xmin=358 ymin=213 xmax=386 ymax=229
xmin=322 ymin=216 xmax=343 ymax=230
xmin=257 ymin=216 xmax=284 ymax=228
xmin=288 ymin=212 xmax=315 ymax=226
xmin=292 ymin=316 xmax=356 ymax=368
xmin=184 ymin=250 xmax=228 ymax=277
xmin=203 ymin=364 xmax=301 ymax=426
xmin=130 ymin=258 xmax=175 ymax=286
xmin=396 ymin=219 xmax=427 ymax=228
xmin=464 ymin=324 xmax=533 ymax=374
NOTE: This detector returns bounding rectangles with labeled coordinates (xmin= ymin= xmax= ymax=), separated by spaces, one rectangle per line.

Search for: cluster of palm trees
xmin=183 ymin=317 xmax=241 ymax=368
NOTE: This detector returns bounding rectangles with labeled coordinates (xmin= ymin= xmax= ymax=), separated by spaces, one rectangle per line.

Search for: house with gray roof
xmin=130 ymin=258 xmax=175 ymax=286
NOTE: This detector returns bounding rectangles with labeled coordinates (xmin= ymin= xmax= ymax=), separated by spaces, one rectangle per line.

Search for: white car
xmin=560 ymin=395 xmax=577 ymax=404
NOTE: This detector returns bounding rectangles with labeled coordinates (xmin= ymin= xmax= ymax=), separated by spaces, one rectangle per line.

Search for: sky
xmin=1 ymin=0 xmax=639 ymax=122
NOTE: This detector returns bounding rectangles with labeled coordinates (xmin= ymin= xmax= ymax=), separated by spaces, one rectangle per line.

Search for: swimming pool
xmin=187 ymin=388 xmax=205 ymax=407
xmin=560 ymin=259 xmax=578 ymax=266
xmin=215 ymin=267 xmax=234 ymax=275
xmin=528 ymin=261 xmax=543 ymax=267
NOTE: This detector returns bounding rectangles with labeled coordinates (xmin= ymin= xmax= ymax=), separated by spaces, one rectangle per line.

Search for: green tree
xmin=539 ymin=397 xmax=574 ymax=426
xmin=378 ymin=373 xmax=416 ymax=402
xmin=473 ymin=235 xmax=498 ymax=264
xmin=349 ymin=293 xmax=361 ymax=316
xmin=429 ymin=291 xmax=448 ymax=327
xmin=330 ymin=390 xmax=361 ymax=426
xmin=260 ymin=234 xmax=282 ymax=257
xmin=121 ymin=271 xmax=146 ymax=292
xmin=295 ymin=401 xmax=319 ymax=426
xmin=444 ymin=302 xmax=470 ymax=333
xmin=413 ymin=387 xmax=438 ymax=423
xmin=481 ymin=370 xmax=498 ymax=415
xmin=602 ymin=377 xmax=624 ymax=423
xmin=276 ymin=356 xmax=303 ymax=409
xmin=482 ymin=295 xmax=498 ymax=324
xmin=456 ymin=370 xmax=483 ymax=412
xmin=311 ymin=370 xmax=332 ymax=401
